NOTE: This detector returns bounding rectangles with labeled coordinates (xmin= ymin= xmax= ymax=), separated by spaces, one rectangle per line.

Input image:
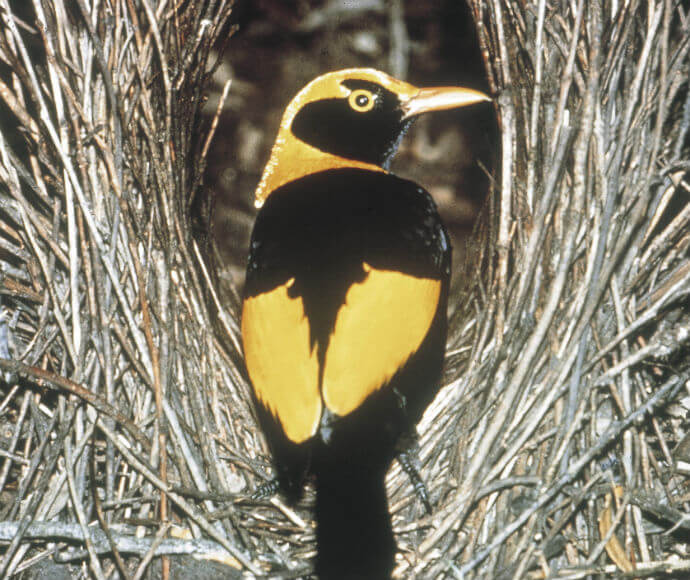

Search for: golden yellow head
xmin=255 ymin=68 xmax=491 ymax=207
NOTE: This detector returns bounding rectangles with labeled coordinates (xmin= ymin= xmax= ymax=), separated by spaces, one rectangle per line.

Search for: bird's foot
xmin=393 ymin=387 xmax=408 ymax=413
xmin=397 ymin=447 xmax=432 ymax=514
xmin=251 ymin=478 xmax=281 ymax=501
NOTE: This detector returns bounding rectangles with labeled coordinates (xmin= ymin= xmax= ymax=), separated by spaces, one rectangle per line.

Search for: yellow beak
xmin=400 ymin=86 xmax=491 ymax=119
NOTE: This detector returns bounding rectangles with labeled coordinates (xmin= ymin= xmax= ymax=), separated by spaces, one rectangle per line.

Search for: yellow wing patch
xmin=242 ymin=279 xmax=321 ymax=443
xmin=322 ymin=264 xmax=441 ymax=417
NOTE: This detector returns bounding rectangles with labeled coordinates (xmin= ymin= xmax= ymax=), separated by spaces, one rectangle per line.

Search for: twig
xmin=0 ymin=520 xmax=239 ymax=558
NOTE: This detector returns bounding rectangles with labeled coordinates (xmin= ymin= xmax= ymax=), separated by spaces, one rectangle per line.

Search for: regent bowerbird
xmin=241 ymin=68 xmax=490 ymax=578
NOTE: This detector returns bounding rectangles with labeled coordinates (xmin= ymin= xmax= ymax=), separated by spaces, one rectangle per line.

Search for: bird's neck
xmin=254 ymin=131 xmax=385 ymax=208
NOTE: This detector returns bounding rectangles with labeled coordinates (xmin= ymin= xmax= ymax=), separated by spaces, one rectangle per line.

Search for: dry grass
xmin=0 ymin=0 xmax=689 ymax=578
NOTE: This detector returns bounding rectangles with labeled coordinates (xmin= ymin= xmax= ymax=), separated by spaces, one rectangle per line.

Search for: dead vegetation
xmin=0 ymin=0 xmax=688 ymax=578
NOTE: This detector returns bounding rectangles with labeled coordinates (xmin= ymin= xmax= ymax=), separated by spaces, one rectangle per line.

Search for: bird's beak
xmin=400 ymin=86 xmax=491 ymax=119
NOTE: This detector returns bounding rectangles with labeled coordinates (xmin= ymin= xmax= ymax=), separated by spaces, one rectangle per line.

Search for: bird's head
xmin=255 ymin=68 xmax=491 ymax=207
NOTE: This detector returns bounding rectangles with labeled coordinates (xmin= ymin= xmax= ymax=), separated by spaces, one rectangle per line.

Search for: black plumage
xmin=240 ymin=68 xmax=489 ymax=578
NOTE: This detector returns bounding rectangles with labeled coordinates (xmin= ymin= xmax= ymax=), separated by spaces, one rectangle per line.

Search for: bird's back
xmin=243 ymin=167 xmax=450 ymax=449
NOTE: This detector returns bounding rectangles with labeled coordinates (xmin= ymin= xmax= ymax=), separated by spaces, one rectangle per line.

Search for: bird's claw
xmin=251 ymin=479 xmax=281 ymax=501
xmin=397 ymin=448 xmax=432 ymax=514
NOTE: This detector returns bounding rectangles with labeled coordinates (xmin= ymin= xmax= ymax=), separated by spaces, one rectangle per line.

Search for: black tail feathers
xmin=314 ymin=463 xmax=394 ymax=579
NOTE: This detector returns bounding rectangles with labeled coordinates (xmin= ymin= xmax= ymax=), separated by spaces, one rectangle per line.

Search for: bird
xmin=241 ymin=68 xmax=490 ymax=578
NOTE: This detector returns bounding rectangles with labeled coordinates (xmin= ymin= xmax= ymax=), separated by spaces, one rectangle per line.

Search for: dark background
xmin=204 ymin=0 xmax=497 ymax=291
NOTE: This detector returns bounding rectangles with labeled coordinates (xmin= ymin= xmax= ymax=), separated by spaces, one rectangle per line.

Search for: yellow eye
xmin=348 ymin=89 xmax=376 ymax=113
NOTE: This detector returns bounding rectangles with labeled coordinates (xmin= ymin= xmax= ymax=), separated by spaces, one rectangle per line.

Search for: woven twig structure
xmin=0 ymin=1 xmax=688 ymax=578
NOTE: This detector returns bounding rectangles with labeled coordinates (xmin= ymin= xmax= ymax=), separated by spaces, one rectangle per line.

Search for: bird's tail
xmin=314 ymin=462 xmax=394 ymax=579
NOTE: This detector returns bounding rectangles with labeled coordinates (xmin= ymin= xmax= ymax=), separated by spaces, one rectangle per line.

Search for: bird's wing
xmin=322 ymin=264 xmax=441 ymax=416
xmin=241 ymin=279 xmax=321 ymax=444
xmin=242 ymin=169 xmax=450 ymax=443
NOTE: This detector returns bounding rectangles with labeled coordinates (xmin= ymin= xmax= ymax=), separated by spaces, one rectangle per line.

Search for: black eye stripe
xmin=291 ymin=81 xmax=408 ymax=166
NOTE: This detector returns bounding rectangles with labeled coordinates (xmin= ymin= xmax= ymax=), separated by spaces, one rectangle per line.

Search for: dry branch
xmin=0 ymin=0 xmax=265 ymax=577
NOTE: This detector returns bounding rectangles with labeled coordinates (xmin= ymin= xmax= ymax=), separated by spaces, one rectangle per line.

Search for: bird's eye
xmin=348 ymin=89 xmax=376 ymax=113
